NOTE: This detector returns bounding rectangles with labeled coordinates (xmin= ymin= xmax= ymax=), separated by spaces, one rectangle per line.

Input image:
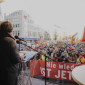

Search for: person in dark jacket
xmin=0 ymin=21 xmax=21 ymax=85
xmin=58 ymin=52 xmax=69 ymax=63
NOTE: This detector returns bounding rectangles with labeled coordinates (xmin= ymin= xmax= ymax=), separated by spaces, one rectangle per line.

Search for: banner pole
xmin=45 ymin=55 xmax=47 ymax=85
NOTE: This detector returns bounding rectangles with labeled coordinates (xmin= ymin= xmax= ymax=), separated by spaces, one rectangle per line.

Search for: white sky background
xmin=1 ymin=0 xmax=85 ymax=39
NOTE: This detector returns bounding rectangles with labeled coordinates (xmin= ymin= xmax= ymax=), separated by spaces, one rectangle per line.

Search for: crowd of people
xmin=0 ymin=21 xmax=85 ymax=85
xmin=31 ymin=42 xmax=85 ymax=64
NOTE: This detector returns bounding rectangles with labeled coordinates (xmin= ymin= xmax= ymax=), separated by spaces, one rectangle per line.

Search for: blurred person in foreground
xmin=0 ymin=21 xmax=21 ymax=85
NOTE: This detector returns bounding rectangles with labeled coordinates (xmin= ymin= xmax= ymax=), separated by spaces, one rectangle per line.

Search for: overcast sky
xmin=1 ymin=0 xmax=85 ymax=39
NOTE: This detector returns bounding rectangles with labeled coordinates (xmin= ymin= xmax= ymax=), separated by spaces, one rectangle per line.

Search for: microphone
xmin=14 ymin=35 xmax=26 ymax=42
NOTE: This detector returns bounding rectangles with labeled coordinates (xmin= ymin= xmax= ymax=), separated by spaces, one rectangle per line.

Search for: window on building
xmin=33 ymin=32 xmax=36 ymax=37
xmin=16 ymin=24 xmax=17 ymax=28
xmin=12 ymin=19 xmax=19 ymax=22
xmin=13 ymin=31 xmax=14 ymax=36
xmin=28 ymin=32 xmax=30 ymax=36
xmin=28 ymin=32 xmax=32 ymax=37
xmin=13 ymin=24 xmax=15 ymax=28
xmin=18 ymin=24 xmax=20 ymax=27
xmin=18 ymin=31 xmax=20 ymax=36
xmin=15 ymin=31 xmax=17 ymax=35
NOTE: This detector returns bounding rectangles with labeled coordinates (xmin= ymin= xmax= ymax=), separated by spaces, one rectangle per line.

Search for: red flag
xmin=34 ymin=41 xmax=38 ymax=44
xmin=81 ymin=27 xmax=85 ymax=42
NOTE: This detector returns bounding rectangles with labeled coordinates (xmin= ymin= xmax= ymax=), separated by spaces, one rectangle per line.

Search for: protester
xmin=76 ymin=52 xmax=85 ymax=64
xmin=0 ymin=21 xmax=21 ymax=85
xmin=58 ymin=52 xmax=69 ymax=63
xmin=40 ymin=50 xmax=49 ymax=61
xmin=53 ymin=53 xmax=58 ymax=61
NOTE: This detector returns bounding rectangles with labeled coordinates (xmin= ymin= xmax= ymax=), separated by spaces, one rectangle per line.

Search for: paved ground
xmin=18 ymin=76 xmax=78 ymax=85
xmin=33 ymin=76 xmax=78 ymax=85
xmin=18 ymin=68 xmax=78 ymax=85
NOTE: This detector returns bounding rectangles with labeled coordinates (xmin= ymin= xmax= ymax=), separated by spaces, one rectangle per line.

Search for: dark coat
xmin=58 ymin=56 xmax=69 ymax=63
xmin=0 ymin=32 xmax=21 ymax=73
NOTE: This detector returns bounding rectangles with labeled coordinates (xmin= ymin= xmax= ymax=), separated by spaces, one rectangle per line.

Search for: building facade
xmin=44 ymin=31 xmax=51 ymax=40
xmin=0 ymin=0 xmax=4 ymax=21
xmin=4 ymin=10 xmax=44 ymax=40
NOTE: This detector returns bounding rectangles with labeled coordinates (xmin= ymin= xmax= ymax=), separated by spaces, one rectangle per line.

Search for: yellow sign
xmin=76 ymin=40 xmax=80 ymax=43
